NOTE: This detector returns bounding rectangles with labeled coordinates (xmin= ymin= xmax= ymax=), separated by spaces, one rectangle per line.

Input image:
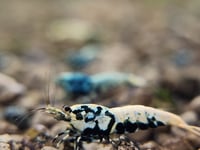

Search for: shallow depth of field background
xmin=0 ymin=0 xmax=200 ymax=150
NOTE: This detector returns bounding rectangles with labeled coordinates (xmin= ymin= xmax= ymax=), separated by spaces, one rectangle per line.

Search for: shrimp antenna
xmin=51 ymin=78 xmax=57 ymax=107
xmin=45 ymin=71 xmax=51 ymax=106
xmin=16 ymin=107 xmax=45 ymax=128
xmin=44 ymin=66 xmax=57 ymax=107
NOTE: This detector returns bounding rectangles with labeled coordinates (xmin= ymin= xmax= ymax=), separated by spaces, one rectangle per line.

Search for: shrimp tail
xmin=128 ymin=74 xmax=147 ymax=87
xmin=178 ymin=124 xmax=200 ymax=137
xmin=168 ymin=113 xmax=200 ymax=137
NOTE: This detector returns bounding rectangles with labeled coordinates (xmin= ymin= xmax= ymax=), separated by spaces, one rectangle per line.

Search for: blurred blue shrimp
xmin=55 ymin=72 xmax=146 ymax=99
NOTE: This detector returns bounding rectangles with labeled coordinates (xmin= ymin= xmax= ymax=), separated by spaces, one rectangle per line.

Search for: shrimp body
xmin=110 ymin=105 xmax=166 ymax=134
xmin=44 ymin=104 xmax=200 ymax=149
xmin=55 ymin=73 xmax=93 ymax=96
xmin=65 ymin=104 xmax=166 ymax=136
xmin=55 ymin=72 xmax=146 ymax=99
xmin=91 ymin=72 xmax=146 ymax=94
xmin=109 ymin=105 xmax=190 ymax=134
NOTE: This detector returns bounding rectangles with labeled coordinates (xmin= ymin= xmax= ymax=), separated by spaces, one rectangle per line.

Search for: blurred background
xmin=0 ymin=0 xmax=200 ymax=149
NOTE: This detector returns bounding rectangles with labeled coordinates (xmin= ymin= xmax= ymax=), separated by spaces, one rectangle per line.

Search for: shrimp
xmin=42 ymin=104 xmax=200 ymax=149
xmin=55 ymin=72 xmax=146 ymax=99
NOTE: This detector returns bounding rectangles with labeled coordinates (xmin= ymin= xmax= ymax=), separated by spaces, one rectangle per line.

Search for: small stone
xmin=87 ymin=43 xmax=133 ymax=72
xmin=41 ymin=146 xmax=57 ymax=150
xmin=50 ymin=122 xmax=69 ymax=137
xmin=18 ymin=91 xmax=43 ymax=109
xmin=0 ymin=134 xmax=23 ymax=143
xmin=186 ymin=133 xmax=200 ymax=148
xmin=25 ymin=124 xmax=49 ymax=140
xmin=0 ymin=142 xmax=10 ymax=150
xmin=83 ymin=143 xmax=112 ymax=150
xmin=0 ymin=120 xmax=18 ymax=134
xmin=3 ymin=106 xmax=31 ymax=130
xmin=162 ymin=137 xmax=193 ymax=150
xmin=181 ymin=111 xmax=198 ymax=124
xmin=189 ymin=96 xmax=200 ymax=114
xmin=155 ymin=133 xmax=174 ymax=145
xmin=0 ymin=54 xmax=23 ymax=77
xmin=0 ymin=52 xmax=9 ymax=70
xmin=46 ymin=19 xmax=100 ymax=44
xmin=141 ymin=141 xmax=161 ymax=150
xmin=171 ymin=49 xmax=193 ymax=67
xmin=0 ymin=73 xmax=25 ymax=103
xmin=0 ymin=134 xmax=25 ymax=150
xmin=129 ymin=130 xmax=152 ymax=142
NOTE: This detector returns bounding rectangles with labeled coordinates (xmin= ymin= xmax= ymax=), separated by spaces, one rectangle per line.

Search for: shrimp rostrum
xmin=43 ymin=104 xmax=200 ymax=149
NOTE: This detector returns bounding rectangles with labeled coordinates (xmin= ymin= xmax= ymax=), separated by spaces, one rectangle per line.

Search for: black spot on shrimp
xmin=137 ymin=122 xmax=149 ymax=130
xmin=116 ymin=122 xmax=125 ymax=134
xmin=95 ymin=106 xmax=102 ymax=115
xmin=104 ymin=111 xmax=116 ymax=135
xmin=82 ymin=110 xmax=115 ymax=136
xmin=157 ymin=121 xmax=165 ymax=126
xmin=146 ymin=116 xmax=165 ymax=128
xmin=82 ymin=123 xmax=100 ymax=136
xmin=147 ymin=117 xmax=157 ymax=128
xmin=76 ymin=113 xmax=83 ymax=120
xmin=124 ymin=120 xmax=138 ymax=133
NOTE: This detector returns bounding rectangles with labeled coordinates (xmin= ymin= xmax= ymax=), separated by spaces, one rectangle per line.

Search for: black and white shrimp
xmin=42 ymin=104 xmax=200 ymax=149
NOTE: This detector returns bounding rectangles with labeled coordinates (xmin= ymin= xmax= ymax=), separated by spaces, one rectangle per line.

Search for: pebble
xmin=160 ymin=74 xmax=199 ymax=100
xmin=87 ymin=43 xmax=133 ymax=72
xmin=25 ymin=124 xmax=49 ymax=140
xmin=156 ymin=133 xmax=194 ymax=150
xmin=155 ymin=133 xmax=174 ymax=144
xmin=162 ymin=137 xmax=194 ymax=150
xmin=181 ymin=111 xmax=198 ymax=124
xmin=0 ymin=52 xmax=9 ymax=70
xmin=18 ymin=91 xmax=43 ymax=109
xmin=185 ymin=133 xmax=200 ymax=148
xmin=0 ymin=54 xmax=23 ymax=77
xmin=3 ymin=106 xmax=31 ymax=130
xmin=172 ymin=49 xmax=193 ymax=67
xmin=83 ymin=143 xmax=112 ymax=150
xmin=0 ymin=73 xmax=25 ymax=103
xmin=129 ymin=129 xmax=153 ymax=142
xmin=122 ymin=88 xmax=153 ymax=106
xmin=41 ymin=146 xmax=57 ymax=150
xmin=46 ymin=19 xmax=100 ymax=44
xmin=50 ymin=122 xmax=70 ymax=137
xmin=0 ymin=143 xmax=10 ymax=150
xmin=0 ymin=134 xmax=23 ymax=143
xmin=189 ymin=96 xmax=200 ymax=114
xmin=140 ymin=141 xmax=161 ymax=150
xmin=0 ymin=134 xmax=25 ymax=150
xmin=0 ymin=120 xmax=18 ymax=134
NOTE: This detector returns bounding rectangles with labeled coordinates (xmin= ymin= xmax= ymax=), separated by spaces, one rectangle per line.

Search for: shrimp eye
xmin=63 ymin=105 xmax=72 ymax=112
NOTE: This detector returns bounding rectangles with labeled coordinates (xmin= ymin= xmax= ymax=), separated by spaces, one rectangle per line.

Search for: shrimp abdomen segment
xmin=110 ymin=105 xmax=172 ymax=134
xmin=110 ymin=105 xmax=200 ymax=137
